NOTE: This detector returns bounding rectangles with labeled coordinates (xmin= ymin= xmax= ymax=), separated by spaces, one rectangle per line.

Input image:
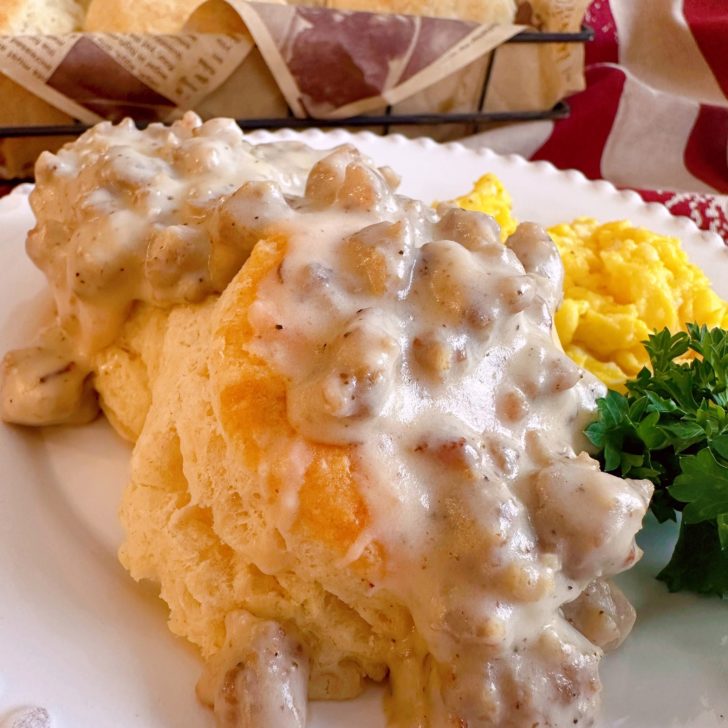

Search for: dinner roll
xmin=0 ymin=0 xmax=86 ymax=33
xmin=83 ymin=0 xmax=204 ymax=32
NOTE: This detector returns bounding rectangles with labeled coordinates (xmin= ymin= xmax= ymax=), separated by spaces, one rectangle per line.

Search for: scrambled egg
xmin=454 ymin=177 xmax=728 ymax=390
xmin=451 ymin=173 xmax=518 ymax=240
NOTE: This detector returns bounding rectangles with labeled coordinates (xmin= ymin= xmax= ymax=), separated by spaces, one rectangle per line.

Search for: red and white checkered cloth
xmin=465 ymin=0 xmax=728 ymax=244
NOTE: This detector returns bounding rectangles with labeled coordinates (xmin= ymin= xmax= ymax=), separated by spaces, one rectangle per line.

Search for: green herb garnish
xmin=585 ymin=324 xmax=728 ymax=598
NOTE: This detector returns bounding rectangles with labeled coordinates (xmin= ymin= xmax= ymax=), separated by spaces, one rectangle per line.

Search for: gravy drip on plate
xmin=1 ymin=113 xmax=328 ymax=425
xmin=1 ymin=324 xmax=99 ymax=426
xmin=235 ymin=146 xmax=653 ymax=727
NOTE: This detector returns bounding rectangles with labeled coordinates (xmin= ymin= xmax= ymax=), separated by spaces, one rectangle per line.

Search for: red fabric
xmin=683 ymin=0 xmax=728 ymax=98
xmin=637 ymin=188 xmax=728 ymax=242
xmin=532 ymin=65 xmax=625 ymax=179
xmin=521 ymin=0 xmax=728 ymax=245
xmin=684 ymin=104 xmax=728 ymax=194
xmin=583 ymin=0 xmax=619 ymax=65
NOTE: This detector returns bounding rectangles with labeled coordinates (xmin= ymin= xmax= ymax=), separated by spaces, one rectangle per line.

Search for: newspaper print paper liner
xmin=0 ymin=0 xmax=588 ymax=128
xmin=0 ymin=132 xmax=726 ymax=728
xmin=0 ymin=9 xmax=519 ymax=126
xmin=0 ymin=0 xmax=589 ymax=179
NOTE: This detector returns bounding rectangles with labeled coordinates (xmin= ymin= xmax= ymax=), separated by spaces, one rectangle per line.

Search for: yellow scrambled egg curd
xmin=453 ymin=177 xmax=728 ymax=390
xmin=451 ymin=173 xmax=518 ymax=240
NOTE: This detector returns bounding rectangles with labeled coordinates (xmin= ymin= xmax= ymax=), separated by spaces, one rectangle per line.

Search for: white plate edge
xmin=3 ymin=131 xmax=725 ymax=257
xmin=239 ymin=128 xmax=727 ymax=250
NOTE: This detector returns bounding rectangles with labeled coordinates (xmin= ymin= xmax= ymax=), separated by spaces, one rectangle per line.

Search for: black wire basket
xmin=0 ymin=25 xmax=594 ymax=183
xmin=0 ymin=25 xmax=593 ymax=141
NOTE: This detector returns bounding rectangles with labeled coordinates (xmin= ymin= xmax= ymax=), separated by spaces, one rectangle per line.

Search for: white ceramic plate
xmin=1 ymin=132 xmax=727 ymax=728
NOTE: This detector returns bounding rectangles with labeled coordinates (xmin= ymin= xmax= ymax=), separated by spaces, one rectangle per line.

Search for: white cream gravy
xmin=1 ymin=113 xmax=328 ymax=425
xmin=236 ymin=146 xmax=653 ymax=726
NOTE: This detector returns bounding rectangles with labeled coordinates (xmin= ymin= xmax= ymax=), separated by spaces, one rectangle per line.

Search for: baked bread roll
xmin=83 ymin=0 xmax=204 ymax=32
xmin=0 ymin=0 xmax=86 ymax=34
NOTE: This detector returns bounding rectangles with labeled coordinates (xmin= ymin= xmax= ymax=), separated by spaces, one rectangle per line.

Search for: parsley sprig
xmin=585 ymin=324 xmax=728 ymax=598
